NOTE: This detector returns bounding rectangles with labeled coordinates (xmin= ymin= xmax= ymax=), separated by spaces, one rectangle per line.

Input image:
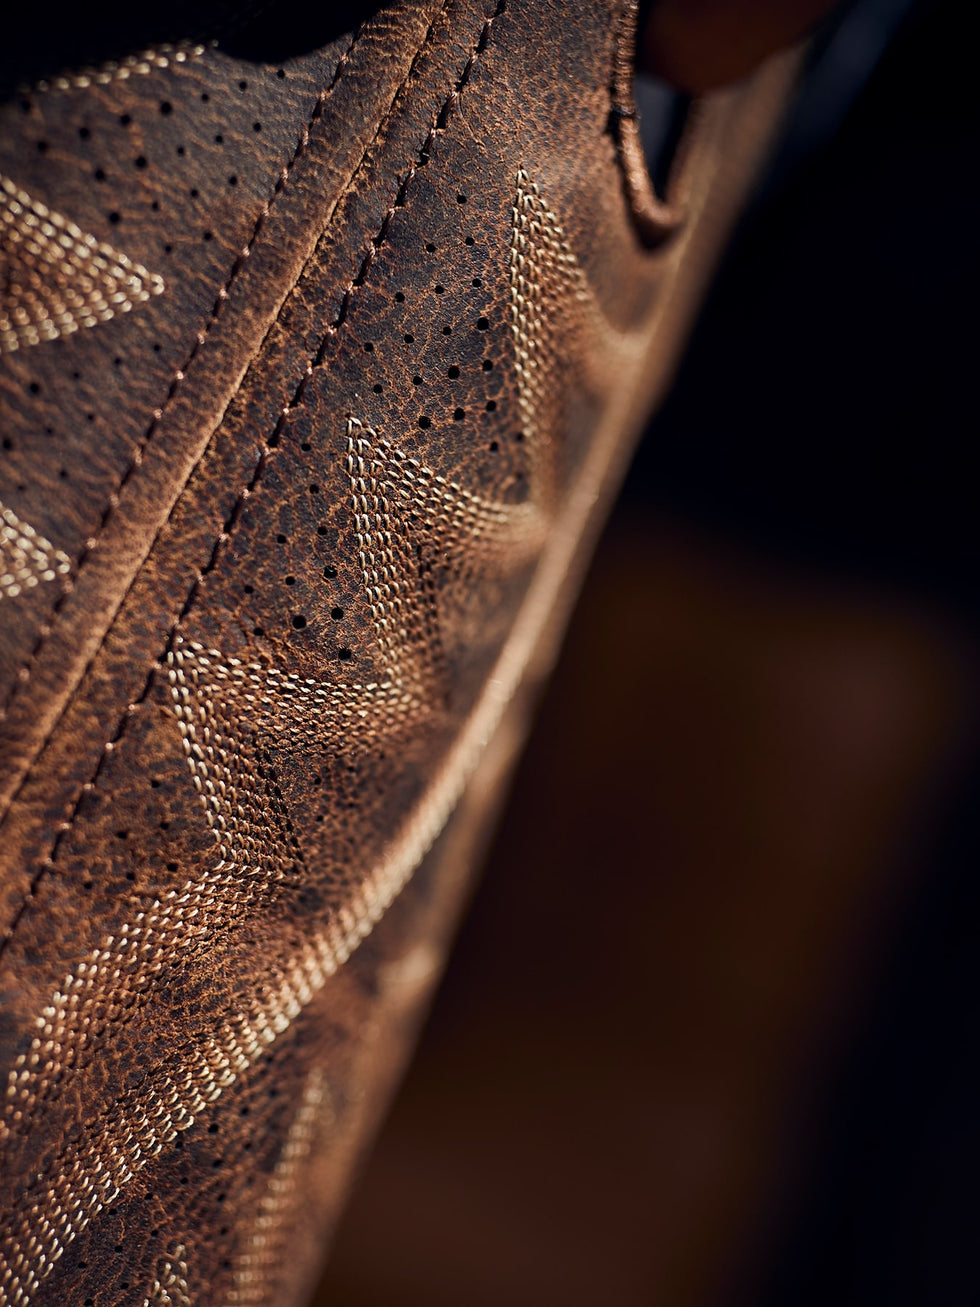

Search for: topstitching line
xmin=0 ymin=1 xmax=505 ymax=963
xmin=1 ymin=31 xmax=358 ymax=723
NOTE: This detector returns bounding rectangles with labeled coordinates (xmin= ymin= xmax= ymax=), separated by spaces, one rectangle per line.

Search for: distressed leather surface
xmin=0 ymin=4 xmax=794 ymax=1304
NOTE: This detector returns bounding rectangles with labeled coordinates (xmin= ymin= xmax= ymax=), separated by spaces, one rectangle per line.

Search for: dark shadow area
xmin=0 ymin=0 xmax=383 ymax=98
xmin=628 ymin=0 xmax=979 ymax=621
xmin=316 ymin=0 xmax=980 ymax=1302
xmin=751 ymin=747 xmax=980 ymax=1307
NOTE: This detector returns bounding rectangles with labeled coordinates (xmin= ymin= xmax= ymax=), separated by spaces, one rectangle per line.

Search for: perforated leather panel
xmin=0 ymin=5 xmax=795 ymax=1303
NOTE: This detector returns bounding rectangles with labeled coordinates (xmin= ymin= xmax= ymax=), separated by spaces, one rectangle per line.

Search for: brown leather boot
xmin=0 ymin=5 xmax=795 ymax=1303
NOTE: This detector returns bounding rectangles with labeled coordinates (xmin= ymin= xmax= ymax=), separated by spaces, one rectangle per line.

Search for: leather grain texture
xmin=0 ymin=4 xmax=795 ymax=1303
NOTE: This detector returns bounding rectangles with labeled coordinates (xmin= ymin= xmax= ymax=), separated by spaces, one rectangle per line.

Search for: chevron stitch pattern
xmin=0 ymin=173 xmax=164 ymax=354
xmin=0 ymin=165 xmax=605 ymax=1306
xmin=0 ymin=500 xmax=71 ymax=599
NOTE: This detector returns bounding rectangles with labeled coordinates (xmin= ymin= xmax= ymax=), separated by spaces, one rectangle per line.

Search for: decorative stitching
xmin=142 ymin=1245 xmax=191 ymax=1307
xmin=28 ymin=42 xmax=211 ymax=95
xmin=168 ymin=2 xmax=508 ymax=644
xmin=0 ymin=68 xmax=544 ymax=1307
xmin=0 ymin=500 xmax=71 ymax=599
xmin=228 ymin=1070 xmax=326 ymax=1306
xmin=1 ymin=411 xmax=540 ymax=1139
xmin=0 ymin=0 xmax=464 ymax=954
xmin=0 ymin=10 xmax=508 ymax=1288
xmin=0 ymin=155 xmax=630 ymax=1307
xmin=0 ymin=174 xmax=164 ymax=354
xmin=0 ymin=31 xmax=357 ymax=722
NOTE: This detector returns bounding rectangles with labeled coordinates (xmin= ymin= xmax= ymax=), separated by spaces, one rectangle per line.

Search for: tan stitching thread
xmin=1 ymin=412 xmax=540 ymax=1143
xmin=0 ymin=0 xmax=476 ymax=945
xmin=0 ymin=31 xmax=361 ymax=722
xmin=142 ymin=1245 xmax=191 ymax=1307
xmin=0 ymin=157 xmax=626 ymax=1307
xmin=0 ymin=174 xmax=164 ymax=354
xmin=0 ymin=177 xmax=581 ymax=1307
xmin=29 ymin=42 xmax=210 ymax=94
xmin=228 ymin=1070 xmax=326 ymax=1306
xmin=0 ymin=500 xmax=71 ymax=599
xmin=0 ymin=25 xmax=517 ymax=1300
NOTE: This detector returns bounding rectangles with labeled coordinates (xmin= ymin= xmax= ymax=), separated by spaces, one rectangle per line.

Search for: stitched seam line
xmin=0 ymin=1 xmax=505 ymax=965
xmin=0 ymin=8 xmax=445 ymax=844
xmin=0 ymin=14 xmax=505 ymax=1266
xmin=1 ymin=33 xmax=358 ymax=724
